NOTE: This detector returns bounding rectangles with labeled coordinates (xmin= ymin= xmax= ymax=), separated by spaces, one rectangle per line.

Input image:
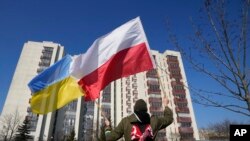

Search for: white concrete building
xmin=0 ymin=41 xmax=66 ymax=140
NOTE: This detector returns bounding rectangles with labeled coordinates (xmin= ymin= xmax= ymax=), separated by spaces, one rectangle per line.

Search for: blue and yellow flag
xmin=28 ymin=55 xmax=83 ymax=114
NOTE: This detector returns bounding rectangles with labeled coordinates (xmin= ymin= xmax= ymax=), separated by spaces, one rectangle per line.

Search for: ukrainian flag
xmin=28 ymin=55 xmax=84 ymax=114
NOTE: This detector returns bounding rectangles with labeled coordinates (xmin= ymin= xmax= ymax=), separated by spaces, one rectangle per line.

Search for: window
xmin=167 ymin=55 xmax=177 ymax=60
xmin=43 ymin=47 xmax=54 ymax=52
xmin=177 ymin=103 xmax=188 ymax=108
xmin=149 ymin=84 xmax=160 ymax=91
xmin=174 ymin=85 xmax=184 ymax=90
xmin=175 ymin=94 xmax=186 ymax=99
xmin=181 ymin=122 xmax=192 ymax=127
xmin=150 ymin=102 xmax=162 ymax=107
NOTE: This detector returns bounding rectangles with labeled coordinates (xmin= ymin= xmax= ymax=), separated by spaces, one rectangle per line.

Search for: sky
xmin=0 ymin=0 xmax=249 ymax=128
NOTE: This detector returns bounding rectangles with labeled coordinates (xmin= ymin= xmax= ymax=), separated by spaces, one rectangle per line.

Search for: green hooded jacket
xmin=101 ymin=106 xmax=173 ymax=141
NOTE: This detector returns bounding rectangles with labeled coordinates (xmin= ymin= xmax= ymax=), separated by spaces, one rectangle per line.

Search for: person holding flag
xmin=101 ymin=98 xmax=173 ymax=141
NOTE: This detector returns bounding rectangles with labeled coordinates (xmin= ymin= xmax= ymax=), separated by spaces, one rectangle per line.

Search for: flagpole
xmin=155 ymin=63 xmax=167 ymax=98
xmin=153 ymin=63 xmax=169 ymax=139
xmin=94 ymin=100 xmax=108 ymax=120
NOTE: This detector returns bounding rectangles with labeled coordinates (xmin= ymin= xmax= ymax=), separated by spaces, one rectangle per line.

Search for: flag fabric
xmin=28 ymin=55 xmax=83 ymax=114
xmin=70 ymin=17 xmax=155 ymax=101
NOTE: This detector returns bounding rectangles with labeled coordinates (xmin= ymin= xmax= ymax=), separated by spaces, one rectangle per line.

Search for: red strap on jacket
xmin=131 ymin=124 xmax=153 ymax=141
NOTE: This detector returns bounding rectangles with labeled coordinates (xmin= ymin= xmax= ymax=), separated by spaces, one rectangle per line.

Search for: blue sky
xmin=0 ymin=0 xmax=249 ymax=128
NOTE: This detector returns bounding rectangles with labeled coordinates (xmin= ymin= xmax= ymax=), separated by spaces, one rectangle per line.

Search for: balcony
xmin=147 ymin=80 xmax=159 ymax=86
xmin=126 ymin=93 xmax=131 ymax=97
xmin=150 ymin=105 xmax=162 ymax=109
xmin=172 ymin=89 xmax=185 ymax=95
xmin=173 ymin=93 xmax=186 ymax=98
xmin=146 ymin=73 xmax=158 ymax=78
xmin=167 ymin=55 xmax=178 ymax=62
xmin=132 ymin=90 xmax=138 ymax=95
xmin=126 ymin=87 xmax=130 ymax=91
xmin=174 ymin=98 xmax=188 ymax=104
xmin=149 ymin=106 xmax=162 ymax=112
xmin=168 ymin=63 xmax=179 ymax=69
xmin=149 ymin=97 xmax=162 ymax=103
xmin=148 ymin=89 xmax=161 ymax=94
xmin=37 ymin=68 xmax=45 ymax=73
xmin=179 ymin=127 xmax=194 ymax=134
xmin=176 ymin=107 xmax=190 ymax=113
xmin=102 ymin=99 xmax=111 ymax=103
xmin=132 ymin=83 xmax=137 ymax=87
xmin=171 ymin=81 xmax=184 ymax=87
xmin=126 ymin=80 xmax=130 ymax=85
xmin=39 ymin=61 xmax=50 ymax=67
xmin=132 ymin=77 xmax=137 ymax=82
xmin=177 ymin=117 xmax=192 ymax=123
xmin=126 ymin=101 xmax=131 ymax=105
xmin=170 ymin=74 xmax=182 ymax=79
xmin=126 ymin=96 xmax=131 ymax=99
xmin=40 ymin=55 xmax=51 ymax=60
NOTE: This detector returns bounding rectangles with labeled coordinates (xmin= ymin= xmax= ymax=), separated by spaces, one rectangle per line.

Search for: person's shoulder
xmin=121 ymin=113 xmax=137 ymax=123
xmin=116 ymin=115 xmax=130 ymax=126
xmin=126 ymin=114 xmax=134 ymax=120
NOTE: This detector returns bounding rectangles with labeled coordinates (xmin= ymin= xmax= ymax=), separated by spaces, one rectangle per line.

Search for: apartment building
xmin=0 ymin=41 xmax=75 ymax=140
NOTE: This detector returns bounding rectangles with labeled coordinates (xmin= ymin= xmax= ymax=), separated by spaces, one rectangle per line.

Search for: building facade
xmin=0 ymin=41 xmax=68 ymax=140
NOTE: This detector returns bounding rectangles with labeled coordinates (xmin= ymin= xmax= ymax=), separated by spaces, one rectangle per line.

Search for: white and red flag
xmin=70 ymin=17 xmax=155 ymax=101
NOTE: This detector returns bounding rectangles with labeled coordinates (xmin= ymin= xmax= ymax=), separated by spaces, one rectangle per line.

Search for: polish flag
xmin=70 ymin=17 xmax=155 ymax=101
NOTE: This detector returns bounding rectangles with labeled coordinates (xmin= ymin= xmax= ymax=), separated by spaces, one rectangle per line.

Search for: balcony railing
xmin=148 ymin=89 xmax=161 ymax=94
xmin=149 ymin=98 xmax=162 ymax=103
xmin=172 ymin=89 xmax=185 ymax=94
xmin=146 ymin=73 xmax=158 ymax=78
xmin=174 ymin=98 xmax=188 ymax=104
xmin=173 ymin=93 xmax=186 ymax=98
xmin=179 ymin=127 xmax=194 ymax=133
xmin=167 ymin=55 xmax=178 ymax=62
xmin=177 ymin=117 xmax=192 ymax=123
xmin=132 ymin=90 xmax=138 ymax=95
xmin=126 ymin=101 xmax=131 ymax=105
xmin=126 ymin=87 xmax=130 ymax=91
xmin=176 ymin=107 xmax=190 ymax=113
xmin=149 ymin=106 xmax=162 ymax=111
xmin=132 ymin=77 xmax=137 ymax=82
xmin=170 ymin=74 xmax=182 ymax=79
xmin=147 ymin=80 xmax=159 ymax=85
xmin=40 ymin=55 xmax=51 ymax=60
xmin=171 ymin=81 xmax=184 ymax=86
xmin=102 ymin=99 xmax=111 ymax=103
xmin=126 ymin=80 xmax=130 ymax=85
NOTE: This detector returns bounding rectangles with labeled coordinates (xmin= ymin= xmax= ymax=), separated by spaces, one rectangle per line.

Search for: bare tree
xmin=200 ymin=119 xmax=240 ymax=140
xmin=0 ymin=110 xmax=22 ymax=141
xmin=167 ymin=0 xmax=250 ymax=116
